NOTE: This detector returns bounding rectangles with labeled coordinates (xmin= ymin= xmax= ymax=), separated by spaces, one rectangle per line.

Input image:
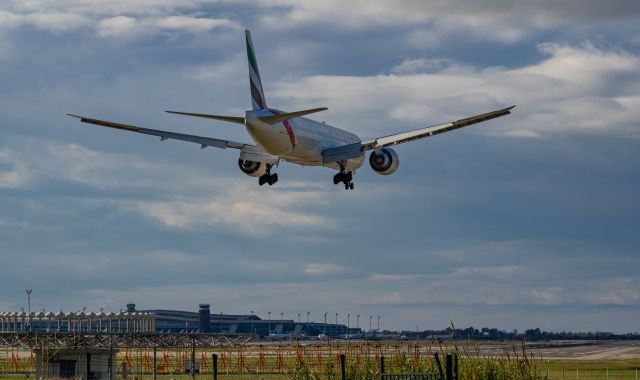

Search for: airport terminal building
xmin=0 ymin=304 xmax=360 ymax=337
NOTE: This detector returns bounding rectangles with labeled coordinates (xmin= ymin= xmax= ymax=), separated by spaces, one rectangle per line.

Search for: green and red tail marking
xmin=245 ymin=30 xmax=267 ymax=110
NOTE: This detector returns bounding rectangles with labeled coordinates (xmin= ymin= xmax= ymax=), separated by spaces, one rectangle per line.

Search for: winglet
xmin=258 ymin=107 xmax=328 ymax=124
xmin=66 ymin=113 xmax=140 ymax=132
xmin=451 ymin=105 xmax=515 ymax=128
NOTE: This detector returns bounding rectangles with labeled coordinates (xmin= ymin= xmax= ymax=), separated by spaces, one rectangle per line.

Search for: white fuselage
xmin=244 ymin=109 xmax=364 ymax=172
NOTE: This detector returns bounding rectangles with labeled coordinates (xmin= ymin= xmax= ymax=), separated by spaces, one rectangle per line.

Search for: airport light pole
xmin=377 ymin=315 xmax=380 ymax=331
xmin=335 ymin=313 xmax=338 ymax=325
xmin=369 ymin=315 xmax=372 ymax=333
xmin=323 ymin=312 xmax=327 ymax=334
xmin=306 ymin=311 xmax=310 ymax=323
xmin=356 ymin=314 xmax=360 ymax=329
xmin=25 ymin=289 xmax=32 ymax=332
xmin=347 ymin=314 xmax=351 ymax=340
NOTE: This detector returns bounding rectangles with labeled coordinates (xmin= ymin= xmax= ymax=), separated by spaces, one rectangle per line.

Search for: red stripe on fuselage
xmin=283 ymin=119 xmax=296 ymax=148
xmin=269 ymin=109 xmax=296 ymax=149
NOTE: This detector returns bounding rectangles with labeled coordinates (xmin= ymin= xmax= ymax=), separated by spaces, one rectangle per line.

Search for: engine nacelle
xmin=369 ymin=148 xmax=399 ymax=175
xmin=238 ymin=159 xmax=268 ymax=177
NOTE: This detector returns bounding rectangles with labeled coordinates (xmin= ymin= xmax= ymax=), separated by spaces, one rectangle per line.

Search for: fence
xmin=548 ymin=367 xmax=639 ymax=380
xmin=0 ymin=342 xmax=450 ymax=380
xmin=1 ymin=337 xmax=638 ymax=380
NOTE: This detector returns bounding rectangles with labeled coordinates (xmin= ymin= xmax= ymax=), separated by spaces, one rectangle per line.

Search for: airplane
xmin=68 ymin=30 xmax=514 ymax=191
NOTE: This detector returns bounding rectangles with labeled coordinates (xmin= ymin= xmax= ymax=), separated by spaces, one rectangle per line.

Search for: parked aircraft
xmin=68 ymin=30 xmax=514 ymax=190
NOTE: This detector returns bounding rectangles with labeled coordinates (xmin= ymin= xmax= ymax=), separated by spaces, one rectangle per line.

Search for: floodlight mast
xmin=25 ymin=289 xmax=32 ymax=332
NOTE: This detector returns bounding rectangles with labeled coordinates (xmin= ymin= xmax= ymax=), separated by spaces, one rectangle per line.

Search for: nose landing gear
xmin=258 ymin=165 xmax=278 ymax=186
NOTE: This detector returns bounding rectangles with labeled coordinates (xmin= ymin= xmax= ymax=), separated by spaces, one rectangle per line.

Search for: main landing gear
xmin=333 ymin=170 xmax=354 ymax=191
xmin=258 ymin=165 xmax=278 ymax=186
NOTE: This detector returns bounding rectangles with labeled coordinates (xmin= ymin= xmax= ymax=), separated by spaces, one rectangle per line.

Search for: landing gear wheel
xmin=333 ymin=167 xmax=355 ymax=190
xmin=258 ymin=165 xmax=278 ymax=187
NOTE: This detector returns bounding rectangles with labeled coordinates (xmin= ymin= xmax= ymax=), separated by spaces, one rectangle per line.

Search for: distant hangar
xmin=0 ymin=303 xmax=360 ymax=337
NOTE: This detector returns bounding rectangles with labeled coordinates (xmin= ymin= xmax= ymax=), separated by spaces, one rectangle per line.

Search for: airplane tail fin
xmin=245 ymin=30 xmax=267 ymax=110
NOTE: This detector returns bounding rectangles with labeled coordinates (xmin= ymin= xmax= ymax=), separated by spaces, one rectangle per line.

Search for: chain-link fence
xmin=2 ymin=336 xmax=637 ymax=380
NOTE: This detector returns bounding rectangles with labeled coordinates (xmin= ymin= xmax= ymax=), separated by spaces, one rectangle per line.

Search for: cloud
xmin=271 ymin=42 xmax=640 ymax=138
xmin=97 ymin=16 xmax=138 ymax=38
xmin=0 ymin=139 xmax=166 ymax=190
xmin=156 ymin=16 xmax=238 ymax=33
xmin=131 ymin=189 xmax=329 ymax=235
xmin=258 ymin=0 xmax=640 ymax=26
xmin=0 ymin=10 xmax=90 ymax=33
xmin=304 ymin=263 xmax=344 ymax=275
xmin=370 ymin=274 xmax=420 ymax=282
xmin=453 ymin=265 xmax=520 ymax=278
xmin=2 ymin=0 xmax=224 ymax=18
xmin=97 ymin=15 xmax=241 ymax=39
xmin=1 ymin=1 xmax=639 ymax=333
xmin=0 ymin=147 xmax=30 ymax=188
xmin=186 ymin=54 xmax=246 ymax=82
xmin=0 ymin=137 xmax=332 ymax=236
xmin=390 ymin=58 xmax=468 ymax=75
xmin=258 ymin=0 xmax=640 ymax=45
xmin=0 ymin=4 xmax=240 ymax=38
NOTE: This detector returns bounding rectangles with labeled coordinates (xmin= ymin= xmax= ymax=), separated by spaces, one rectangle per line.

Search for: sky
xmin=1 ymin=0 xmax=639 ymax=333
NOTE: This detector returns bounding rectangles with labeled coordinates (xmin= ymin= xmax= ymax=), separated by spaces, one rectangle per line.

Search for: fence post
xmin=191 ymin=338 xmax=196 ymax=380
xmin=212 ymin=354 xmax=218 ymax=380
xmin=434 ymin=352 xmax=443 ymax=380
xmin=453 ymin=354 xmax=458 ymax=380
xmin=108 ymin=336 xmax=113 ymax=380
xmin=153 ymin=347 xmax=157 ymax=380
xmin=340 ymin=354 xmax=346 ymax=380
xmin=380 ymin=356 xmax=385 ymax=379
xmin=445 ymin=354 xmax=453 ymax=380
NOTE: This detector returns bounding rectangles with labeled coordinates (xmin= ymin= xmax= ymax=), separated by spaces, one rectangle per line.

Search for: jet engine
xmin=369 ymin=148 xmax=399 ymax=175
xmin=238 ymin=159 xmax=268 ymax=177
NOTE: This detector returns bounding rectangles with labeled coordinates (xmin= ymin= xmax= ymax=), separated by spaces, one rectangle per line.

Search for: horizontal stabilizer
xmin=258 ymin=107 xmax=328 ymax=124
xmin=165 ymin=111 xmax=245 ymax=125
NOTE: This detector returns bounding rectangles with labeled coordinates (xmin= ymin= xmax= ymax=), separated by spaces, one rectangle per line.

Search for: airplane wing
xmin=360 ymin=106 xmax=515 ymax=151
xmin=66 ymin=114 xmax=280 ymax=164
xmin=322 ymin=106 xmax=515 ymax=164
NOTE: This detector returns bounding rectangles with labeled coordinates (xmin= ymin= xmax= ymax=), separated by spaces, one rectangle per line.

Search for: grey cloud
xmin=1 ymin=1 xmax=639 ymax=332
xmin=271 ymin=42 xmax=640 ymax=138
xmin=258 ymin=0 xmax=640 ymax=25
xmin=0 ymin=2 xmax=241 ymax=38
